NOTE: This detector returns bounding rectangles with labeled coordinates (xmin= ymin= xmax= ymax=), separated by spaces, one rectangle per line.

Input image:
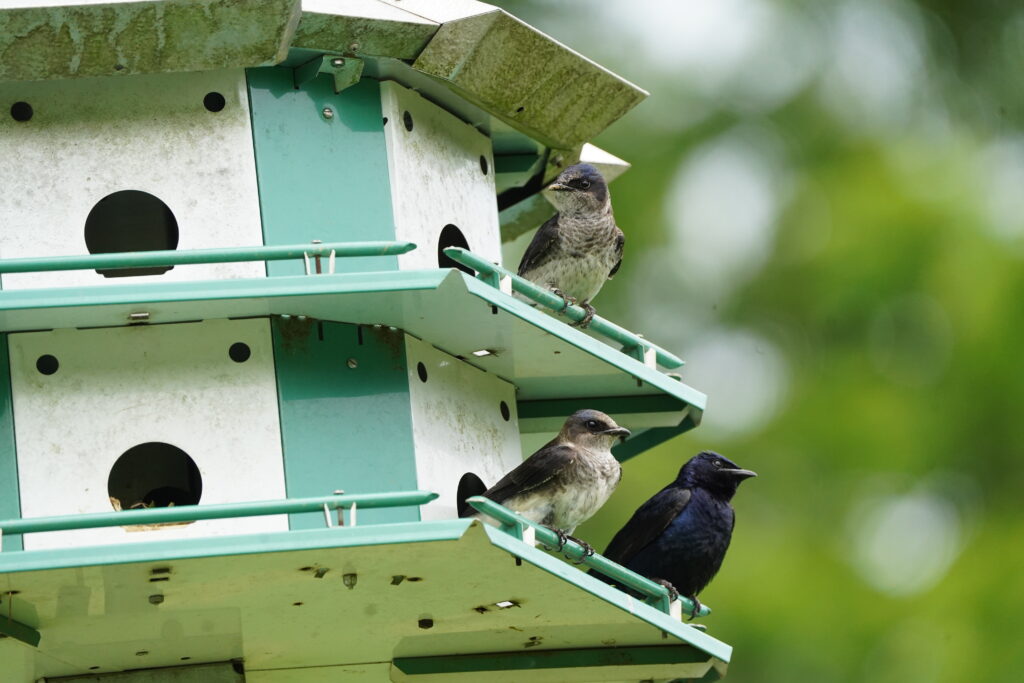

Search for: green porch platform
xmin=0 ymin=511 xmax=728 ymax=682
xmin=0 ymin=267 xmax=704 ymax=461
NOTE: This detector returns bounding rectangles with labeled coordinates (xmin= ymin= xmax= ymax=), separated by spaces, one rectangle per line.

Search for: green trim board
xmin=272 ymin=320 xmax=420 ymax=527
xmin=0 ymin=613 xmax=39 ymax=648
xmin=0 ymin=519 xmax=729 ymax=680
xmin=392 ymin=644 xmax=721 ymax=682
xmin=0 ymin=334 xmax=21 ymax=552
xmin=247 ymin=67 xmax=398 ymax=276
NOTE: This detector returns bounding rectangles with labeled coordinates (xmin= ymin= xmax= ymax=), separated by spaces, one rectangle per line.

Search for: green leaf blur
xmin=495 ymin=1 xmax=1024 ymax=680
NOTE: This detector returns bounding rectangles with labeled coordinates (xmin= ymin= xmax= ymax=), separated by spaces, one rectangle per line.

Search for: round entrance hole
xmin=108 ymin=442 xmax=201 ymax=513
xmin=437 ymin=224 xmax=474 ymax=276
xmin=84 ymin=190 xmax=179 ymax=277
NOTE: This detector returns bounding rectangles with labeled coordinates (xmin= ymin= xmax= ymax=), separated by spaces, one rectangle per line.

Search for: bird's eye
xmin=580 ymin=179 xmax=591 ymax=189
xmin=714 ymin=460 xmax=724 ymax=468
xmin=586 ymin=420 xmax=600 ymax=430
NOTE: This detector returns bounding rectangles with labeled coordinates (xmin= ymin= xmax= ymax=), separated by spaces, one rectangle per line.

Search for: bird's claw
xmin=550 ymin=288 xmax=576 ymax=312
xmin=543 ymin=526 xmax=571 ymax=552
xmin=562 ymin=534 xmax=595 ymax=564
xmin=653 ymin=578 xmax=680 ymax=603
xmin=570 ymin=302 xmax=596 ymax=328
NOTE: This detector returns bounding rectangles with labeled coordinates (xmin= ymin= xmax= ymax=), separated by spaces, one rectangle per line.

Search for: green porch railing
xmin=0 ymin=491 xmax=437 ymax=540
xmin=466 ymin=495 xmax=711 ymax=618
xmin=0 ymin=241 xmax=416 ymax=274
xmin=442 ymin=247 xmax=684 ymax=369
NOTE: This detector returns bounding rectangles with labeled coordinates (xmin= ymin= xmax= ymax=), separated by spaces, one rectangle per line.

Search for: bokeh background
xmin=494 ymin=1 xmax=1024 ymax=681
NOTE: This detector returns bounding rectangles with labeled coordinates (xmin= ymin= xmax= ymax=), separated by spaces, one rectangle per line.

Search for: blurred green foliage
xmin=495 ymin=1 xmax=1024 ymax=680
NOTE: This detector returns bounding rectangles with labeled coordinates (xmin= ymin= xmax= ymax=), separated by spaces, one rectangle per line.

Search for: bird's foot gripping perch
xmin=550 ymin=288 xmax=577 ymax=312
xmin=563 ymin=534 xmax=596 ymax=564
xmin=569 ymin=302 xmax=596 ymax=328
xmin=543 ymin=526 xmax=572 ymax=552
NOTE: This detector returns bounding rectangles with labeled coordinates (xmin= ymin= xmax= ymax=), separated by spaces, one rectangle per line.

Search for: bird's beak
xmin=727 ymin=468 xmax=757 ymax=480
xmin=547 ymin=182 xmax=572 ymax=192
xmin=602 ymin=426 xmax=631 ymax=442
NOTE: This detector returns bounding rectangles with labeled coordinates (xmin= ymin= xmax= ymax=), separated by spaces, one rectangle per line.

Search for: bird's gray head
xmin=678 ymin=451 xmax=757 ymax=500
xmin=544 ymin=163 xmax=610 ymax=215
xmin=559 ymin=409 xmax=630 ymax=451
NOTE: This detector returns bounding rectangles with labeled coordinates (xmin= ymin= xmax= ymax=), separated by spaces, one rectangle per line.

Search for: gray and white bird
xmin=466 ymin=409 xmax=629 ymax=549
xmin=516 ymin=163 xmax=624 ymax=327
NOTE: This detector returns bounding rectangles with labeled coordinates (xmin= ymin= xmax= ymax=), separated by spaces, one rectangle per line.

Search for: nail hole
xmin=203 ymin=92 xmax=226 ymax=112
xmin=299 ymin=566 xmax=314 ymax=572
xmin=293 ymin=602 xmax=303 ymax=606
xmin=515 ymin=106 xmax=524 ymax=113
xmin=180 ymin=657 xmax=191 ymax=661
xmin=418 ymin=618 xmax=434 ymax=629
xmin=10 ymin=101 xmax=32 ymax=122
xmin=406 ymin=576 xmax=423 ymax=582
xmin=89 ymin=666 xmax=100 ymax=671
xmin=382 ymin=116 xmax=388 ymax=126
xmin=229 ymin=342 xmax=251 ymax=363
xmin=36 ymin=354 xmax=59 ymax=375
xmin=437 ymin=224 xmax=474 ymax=275
xmin=500 ymin=401 xmax=511 ymax=421
xmin=480 ymin=156 xmax=489 ymax=176
xmin=403 ymin=111 xmax=413 ymax=131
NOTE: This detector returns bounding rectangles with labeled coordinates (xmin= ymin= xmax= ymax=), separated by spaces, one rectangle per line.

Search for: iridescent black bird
xmin=516 ymin=163 xmax=624 ymax=327
xmin=465 ymin=410 xmax=629 ymax=551
xmin=594 ymin=452 xmax=756 ymax=618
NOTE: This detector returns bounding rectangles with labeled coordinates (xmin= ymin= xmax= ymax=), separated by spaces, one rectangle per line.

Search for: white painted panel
xmin=405 ymin=335 xmax=521 ymax=520
xmin=380 ymin=81 xmax=502 ymax=271
xmin=0 ymin=69 xmax=265 ymax=290
xmin=9 ymin=319 xmax=287 ymax=550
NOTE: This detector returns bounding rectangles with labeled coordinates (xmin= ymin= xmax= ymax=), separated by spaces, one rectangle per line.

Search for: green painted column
xmin=0 ymin=335 xmax=22 ymax=551
xmin=271 ymin=319 xmax=419 ymax=527
xmin=246 ymin=66 xmax=398 ymax=276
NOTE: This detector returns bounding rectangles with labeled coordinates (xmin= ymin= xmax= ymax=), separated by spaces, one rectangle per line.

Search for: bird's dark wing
xmin=483 ymin=442 xmax=577 ymax=505
xmin=608 ymin=228 xmax=625 ymax=278
xmin=517 ymin=214 xmax=562 ymax=277
xmin=601 ymin=486 xmax=691 ymax=565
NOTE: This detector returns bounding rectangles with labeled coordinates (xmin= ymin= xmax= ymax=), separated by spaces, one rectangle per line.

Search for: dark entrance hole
xmin=437 ymin=224 xmax=474 ymax=276
xmin=108 ymin=442 xmax=202 ymax=513
xmin=456 ymin=471 xmax=487 ymax=518
xmin=84 ymin=190 xmax=179 ymax=277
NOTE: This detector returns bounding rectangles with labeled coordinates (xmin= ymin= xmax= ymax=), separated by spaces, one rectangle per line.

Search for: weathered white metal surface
xmin=404 ymin=335 xmax=520 ymax=521
xmin=380 ymin=81 xmax=502 ymax=271
xmin=0 ymin=0 xmax=300 ymax=81
xmin=0 ymin=69 xmax=266 ymax=290
xmin=8 ymin=319 xmax=287 ymax=550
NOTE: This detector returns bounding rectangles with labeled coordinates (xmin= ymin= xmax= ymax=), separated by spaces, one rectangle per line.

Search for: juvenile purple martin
xmin=593 ymin=452 xmax=756 ymax=618
xmin=516 ymin=163 xmax=624 ymax=327
xmin=466 ymin=410 xmax=629 ymax=550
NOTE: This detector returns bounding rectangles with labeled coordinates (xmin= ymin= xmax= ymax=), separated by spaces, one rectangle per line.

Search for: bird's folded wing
xmin=600 ymin=487 xmax=691 ymax=565
xmin=608 ymin=229 xmax=624 ymax=278
xmin=517 ymin=213 xmax=562 ymax=277
xmin=483 ymin=443 xmax=577 ymax=505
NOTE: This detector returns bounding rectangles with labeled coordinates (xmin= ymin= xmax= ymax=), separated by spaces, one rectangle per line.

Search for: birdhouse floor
xmin=0 ymin=268 xmax=704 ymax=461
xmin=0 ymin=519 xmax=729 ymax=682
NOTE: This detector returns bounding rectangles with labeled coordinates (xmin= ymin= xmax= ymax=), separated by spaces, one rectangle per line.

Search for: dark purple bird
xmin=594 ymin=451 xmax=756 ymax=618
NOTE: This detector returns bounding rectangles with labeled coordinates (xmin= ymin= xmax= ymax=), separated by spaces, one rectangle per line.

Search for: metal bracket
xmin=293 ymin=54 xmax=365 ymax=94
